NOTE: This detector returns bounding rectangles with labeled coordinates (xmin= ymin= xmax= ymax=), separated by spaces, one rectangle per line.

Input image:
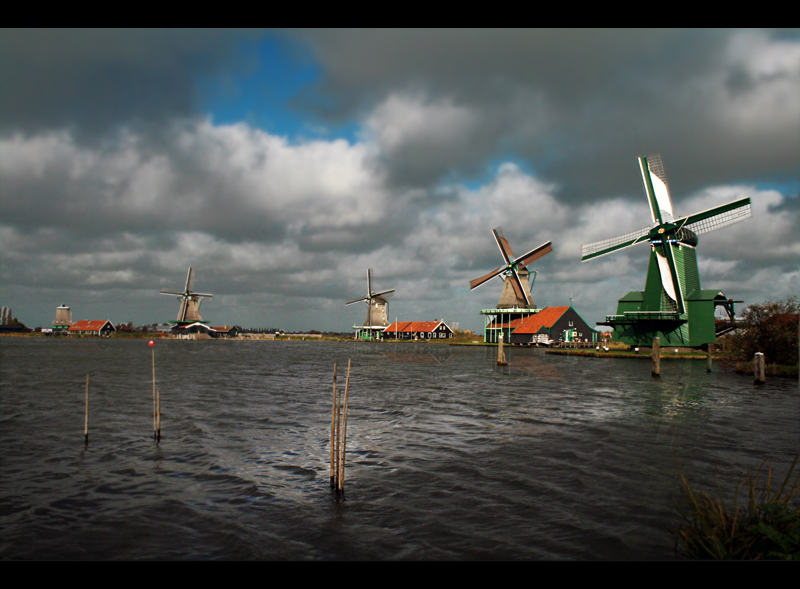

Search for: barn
xmin=67 ymin=320 xmax=117 ymax=336
xmin=509 ymin=306 xmax=598 ymax=345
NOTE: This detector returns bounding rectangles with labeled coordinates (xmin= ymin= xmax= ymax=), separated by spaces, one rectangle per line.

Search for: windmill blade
xmin=373 ymin=289 xmax=395 ymax=300
xmin=676 ymin=197 xmax=752 ymax=235
xmin=160 ymin=289 xmax=184 ymax=296
xmin=191 ymin=292 xmax=214 ymax=298
xmin=346 ymin=296 xmax=369 ymax=306
xmin=507 ymin=268 xmax=531 ymax=307
xmin=639 ymin=154 xmax=673 ymax=225
xmin=515 ymin=241 xmax=553 ymax=269
xmin=581 ymin=225 xmax=652 ymax=261
xmin=178 ymin=298 xmax=188 ymax=322
xmin=655 ymin=245 xmax=685 ymax=314
xmin=184 ymin=267 xmax=194 ymax=293
xmin=367 ymin=268 xmax=373 ymax=297
xmin=492 ymin=227 xmax=515 ymax=265
xmin=469 ymin=266 xmax=506 ymax=290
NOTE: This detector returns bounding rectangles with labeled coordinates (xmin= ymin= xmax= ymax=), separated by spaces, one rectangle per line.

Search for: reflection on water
xmin=0 ymin=338 xmax=797 ymax=560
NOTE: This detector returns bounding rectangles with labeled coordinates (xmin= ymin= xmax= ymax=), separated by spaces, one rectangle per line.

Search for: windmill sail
xmin=678 ymin=197 xmax=752 ymax=235
xmin=160 ymin=267 xmax=213 ymax=323
xmin=640 ymin=154 xmax=674 ymax=224
xmin=470 ymin=226 xmax=551 ymax=309
xmin=346 ymin=269 xmax=395 ymax=329
xmin=580 ymin=225 xmax=652 ymax=261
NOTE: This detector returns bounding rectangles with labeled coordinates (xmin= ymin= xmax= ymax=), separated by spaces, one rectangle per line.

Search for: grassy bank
xmin=732 ymin=359 xmax=798 ymax=379
xmin=545 ymin=348 xmax=709 ymax=360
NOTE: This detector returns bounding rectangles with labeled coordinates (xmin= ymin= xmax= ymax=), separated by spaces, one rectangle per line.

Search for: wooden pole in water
xmin=156 ymin=389 xmax=161 ymax=442
xmin=497 ymin=332 xmax=507 ymax=366
xmin=706 ymin=344 xmax=714 ymax=373
xmin=84 ymin=374 xmax=89 ymax=445
xmin=152 ymin=348 xmax=157 ymax=441
xmin=754 ymin=352 xmax=765 ymax=384
xmin=338 ymin=359 xmax=351 ymax=495
xmin=330 ymin=361 xmax=338 ymax=488
xmin=652 ymin=337 xmax=661 ymax=377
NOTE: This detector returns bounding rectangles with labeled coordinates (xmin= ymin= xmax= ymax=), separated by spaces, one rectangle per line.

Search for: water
xmin=1 ymin=338 xmax=797 ymax=560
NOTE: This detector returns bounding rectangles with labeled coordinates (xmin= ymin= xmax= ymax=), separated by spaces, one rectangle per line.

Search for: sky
xmin=1 ymin=28 xmax=798 ymax=333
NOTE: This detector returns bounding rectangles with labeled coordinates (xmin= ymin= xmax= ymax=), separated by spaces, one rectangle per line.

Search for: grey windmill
xmin=346 ymin=269 xmax=395 ymax=340
xmin=160 ymin=267 xmax=214 ymax=325
xmin=469 ymin=227 xmax=552 ymax=309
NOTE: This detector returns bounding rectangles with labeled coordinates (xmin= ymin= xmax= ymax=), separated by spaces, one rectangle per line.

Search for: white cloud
xmin=364 ymin=93 xmax=479 ymax=154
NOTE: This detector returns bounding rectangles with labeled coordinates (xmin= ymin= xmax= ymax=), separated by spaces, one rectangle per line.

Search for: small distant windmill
xmin=160 ymin=267 xmax=214 ymax=325
xmin=581 ymin=153 xmax=751 ymax=348
xmin=346 ymin=269 xmax=395 ymax=340
xmin=469 ymin=227 xmax=552 ymax=309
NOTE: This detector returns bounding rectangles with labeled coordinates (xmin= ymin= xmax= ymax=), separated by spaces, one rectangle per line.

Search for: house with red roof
xmin=67 ymin=320 xmax=117 ymax=336
xmin=383 ymin=320 xmax=454 ymax=340
xmin=509 ymin=306 xmax=598 ymax=345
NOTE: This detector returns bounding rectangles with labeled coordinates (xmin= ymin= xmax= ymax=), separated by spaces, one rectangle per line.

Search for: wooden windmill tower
xmin=581 ymin=154 xmax=751 ymax=348
xmin=160 ymin=267 xmax=214 ymax=325
xmin=469 ymin=227 xmax=552 ymax=342
xmin=53 ymin=304 xmax=72 ymax=332
xmin=346 ymin=269 xmax=395 ymax=340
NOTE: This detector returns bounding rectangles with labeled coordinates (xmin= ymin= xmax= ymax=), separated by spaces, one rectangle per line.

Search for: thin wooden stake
xmin=156 ymin=389 xmax=161 ymax=442
xmin=652 ymin=337 xmax=661 ymax=377
xmin=152 ymin=348 xmax=157 ymax=440
xmin=334 ymin=387 xmax=342 ymax=489
xmin=330 ymin=361 xmax=338 ymax=488
xmin=84 ymin=374 xmax=89 ymax=445
xmin=338 ymin=360 xmax=351 ymax=495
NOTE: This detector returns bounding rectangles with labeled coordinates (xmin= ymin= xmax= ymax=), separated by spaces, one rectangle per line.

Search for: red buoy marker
xmin=148 ymin=340 xmax=154 ymax=347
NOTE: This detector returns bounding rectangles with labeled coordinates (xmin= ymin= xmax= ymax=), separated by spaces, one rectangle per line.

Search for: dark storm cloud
xmin=1 ymin=29 xmax=797 ymax=331
xmin=0 ymin=28 xmax=262 ymax=140
xmin=292 ymin=28 xmax=800 ymax=200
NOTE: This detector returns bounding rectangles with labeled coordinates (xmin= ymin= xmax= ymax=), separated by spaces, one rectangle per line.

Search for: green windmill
xmin=581 ymin=154 xmax=751 ymax=348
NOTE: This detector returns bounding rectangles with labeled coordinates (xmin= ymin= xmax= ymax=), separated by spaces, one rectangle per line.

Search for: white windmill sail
xmin=655 ymin=249 xmax=679 ymax=304
xmin=640 ymin=154 xmax=674 ymax=223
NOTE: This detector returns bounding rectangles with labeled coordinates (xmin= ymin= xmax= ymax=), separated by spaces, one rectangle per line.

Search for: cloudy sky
xmin=1 ymin=28 xmax=798 ymax=332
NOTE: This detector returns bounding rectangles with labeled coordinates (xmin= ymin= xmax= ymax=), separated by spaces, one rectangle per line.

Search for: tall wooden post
xmin=497 ymin=332 xmax=508 ymax=366
xmin=706 ymin=344 xmax=714 ymax=373
xmin=652 ymin=337 xmax=661 ymax=377
xmin=338 ymin=360 xmax=351 ymax=495
xmin=152 ymin=348 xmax=157 ymax=441
xmin=754 ymin=352 xmax=765 ymax=384
xmin=330 ymin=361 xmax=338 ymax=489
xmin=156 ymin=389 xmax=161 ymax=442
xmin=84 ymin=374 xmax=89 ymax=445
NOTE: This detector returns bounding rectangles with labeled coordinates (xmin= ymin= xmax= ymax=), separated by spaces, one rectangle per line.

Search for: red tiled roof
xmin=512 ymin=307 xmax=570 ymax=335
xmin=68 ymin=320 xmax=114 ymax=331
xmin=385 ymin=321 xmax=444 ymax=334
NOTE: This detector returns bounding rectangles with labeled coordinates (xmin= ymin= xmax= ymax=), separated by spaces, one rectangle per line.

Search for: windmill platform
xmin=480 ymin=307 xmax=540 ymax=343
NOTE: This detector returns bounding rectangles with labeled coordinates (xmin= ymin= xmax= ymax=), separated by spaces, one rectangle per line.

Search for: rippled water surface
xmin=1 ymin=338 xmax=797 ymax=560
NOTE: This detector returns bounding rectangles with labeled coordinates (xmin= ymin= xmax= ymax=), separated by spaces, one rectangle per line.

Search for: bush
xmin=673 ymin=455 xmax=800 ymax=560
xmin=725 ymin=296 xmax=798 ymax=365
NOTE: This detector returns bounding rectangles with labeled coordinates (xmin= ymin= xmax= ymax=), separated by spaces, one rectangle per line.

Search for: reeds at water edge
xmin=673 ymin=454 xmax=800 ymax=560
